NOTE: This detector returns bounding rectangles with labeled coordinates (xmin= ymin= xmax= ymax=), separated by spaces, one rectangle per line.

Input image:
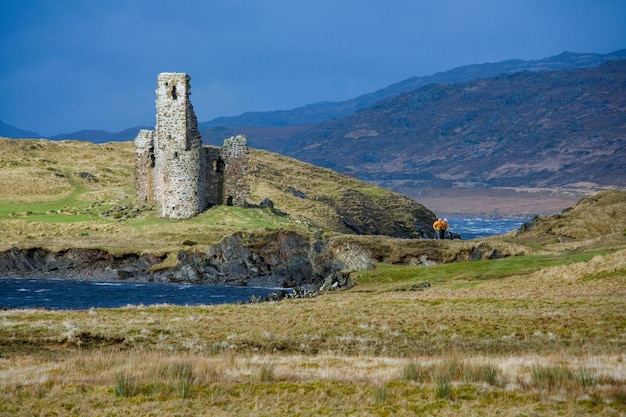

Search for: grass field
xmin=1 ymin=138 xmax=626 ymax=415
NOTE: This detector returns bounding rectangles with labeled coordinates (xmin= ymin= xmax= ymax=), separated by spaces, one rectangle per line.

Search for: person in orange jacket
xmin=441 ymin=218 xmax=450 ymax=239
xmin=433 ymin=218 xmax=444 ymax=239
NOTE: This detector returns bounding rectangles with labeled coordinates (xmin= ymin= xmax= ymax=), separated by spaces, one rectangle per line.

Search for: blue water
xmin=0 ymin=278 xmax=284 ymax=310
xmin=447 ymin=217 xmax=528 ymax=240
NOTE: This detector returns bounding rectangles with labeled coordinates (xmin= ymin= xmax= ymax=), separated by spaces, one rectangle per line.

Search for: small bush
xmin=402 ymin=362 xmax=430 ymax=383
xmin=531 ymin=364 xmax=573 ymax=391
xmin=402 ymin=362 xmax=418 ymax=381
xmin=170 ymin=362 xmax=194 ymax=398
xmin=578 ymin=367 xmax=598 ymax=387
xmin=114 ymin=372 xmax=138 ymax=397
xmin=482 ymin=363 xmax=499 ymax=386
xmin=437 ymin=357 xmax=463 ymax=381
xmin=434 ymin=375 xmax=452 ymax=400
xmin=257 ymin=363 xmax=275 ymax=382
xmin=373 ymin=384 xmax=388 ymax=404
xmin=461 ymin=362 xmax=499 ymax=385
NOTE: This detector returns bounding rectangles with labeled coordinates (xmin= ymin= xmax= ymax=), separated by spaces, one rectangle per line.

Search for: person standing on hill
xmin=442 ymin=218 xmax=450 ymax=239
xmin=433 ymin=218 xmax=444 ymax=239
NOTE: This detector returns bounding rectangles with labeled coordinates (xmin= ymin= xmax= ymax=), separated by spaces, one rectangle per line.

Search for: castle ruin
xmin=135 ymin=73 xmax=249 ymax=219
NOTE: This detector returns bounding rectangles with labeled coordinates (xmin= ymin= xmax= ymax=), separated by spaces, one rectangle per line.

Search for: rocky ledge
xmin=0 ymin=230 xmax=510 ymax=294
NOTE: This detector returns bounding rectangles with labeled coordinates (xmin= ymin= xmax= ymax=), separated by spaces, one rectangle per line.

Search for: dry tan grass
xmin=518 ymin=190 xmax=626 ymax=242
xmin=0 ymin=168 xmax=74 ymax=200
xmin=1 ymin=249 xmax=625 ymax=415
xmin=1 ymin=350 xmax=623 ymax=392
xmin=0 ymin=138 xmax=135 ymax=194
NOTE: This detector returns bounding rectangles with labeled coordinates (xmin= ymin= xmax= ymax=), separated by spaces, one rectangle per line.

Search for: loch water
xmin=446 ymin=217 xmax=529 ymax=240
xmin=0 ymin=279 xmax=284 ymax=310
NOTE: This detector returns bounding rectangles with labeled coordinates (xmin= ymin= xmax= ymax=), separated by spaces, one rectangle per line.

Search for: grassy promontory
xmin=1 ymin=138 xmax=625 ymax=415
xmin=0 ymin=138 xmax=434 ymax=254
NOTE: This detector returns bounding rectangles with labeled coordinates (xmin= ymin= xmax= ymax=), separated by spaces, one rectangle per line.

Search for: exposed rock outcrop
xmin=161 ymin=230 xmax=372 ymax=288
xmin=0 ymin=247 xmax=161 ymax=281
xmin=0 ymin=231 xmax=372 ymax=290
xmin=0 ymin=230 xmax=521 ymax=292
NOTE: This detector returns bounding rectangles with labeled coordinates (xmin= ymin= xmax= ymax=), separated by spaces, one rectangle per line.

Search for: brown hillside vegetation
xmin=248 ymin=149 xmax=434 ymax=237
xmin=515 ymin=190 xmax=626 ymax=248
xmin=288 ymin=60 xmax=626 ymax=192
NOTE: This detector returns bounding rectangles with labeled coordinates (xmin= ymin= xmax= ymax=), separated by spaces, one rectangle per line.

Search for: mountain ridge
xmin=199 ymin=49 xmax=626 ymax=129
xmin=281 ymin=59 xmax=625 ymax=195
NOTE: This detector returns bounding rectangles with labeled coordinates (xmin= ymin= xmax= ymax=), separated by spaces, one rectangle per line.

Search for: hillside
xmin=286 ymin=60 xmax=626 ymax=185
xmin=0 ymin=119 xmax=41 ymax=139
xmin=0 ymin=138 xmax=435 ymax=254
xmin=514 ymin=190 xmax=626 ymax=247
xmin=269 ymin=60 xmax=625 ymax=215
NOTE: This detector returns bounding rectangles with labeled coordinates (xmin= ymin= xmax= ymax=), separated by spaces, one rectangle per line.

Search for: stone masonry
xmin=135 ymin=73 xmax=249 ymax=219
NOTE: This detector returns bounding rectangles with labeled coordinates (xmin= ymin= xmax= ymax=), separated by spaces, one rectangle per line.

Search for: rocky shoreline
xmin=0 ymin=230 xmax=512 ymax=302
xmin=0 ymin=230 xmax=368 ymax=290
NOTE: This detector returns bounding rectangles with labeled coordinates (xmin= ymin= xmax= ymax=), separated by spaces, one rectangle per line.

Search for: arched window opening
xmin=171 ymin=86 xmax=177 ymax=100
xmin=216 ymin=158 xmax=225 ymax=173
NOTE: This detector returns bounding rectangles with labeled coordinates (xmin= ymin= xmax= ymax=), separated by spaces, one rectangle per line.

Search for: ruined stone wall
xmin=204 ymin=146 xmax=223 ymax=206
xmin=221 ymin=134 xmax=250 ymax=207
xmin=134 ymin=129 xmax=155 ymax=205
xmin=153 ymin=73 xmax=206 ymax=219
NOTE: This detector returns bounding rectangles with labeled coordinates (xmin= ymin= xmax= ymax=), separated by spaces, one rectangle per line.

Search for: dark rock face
xmin=0 ymin=247 xmax=158 ymax=281
xmin=168 ymin=231 xmax=349 ymax=288
xmin=0 ymin=231 xmax=369 ymax=289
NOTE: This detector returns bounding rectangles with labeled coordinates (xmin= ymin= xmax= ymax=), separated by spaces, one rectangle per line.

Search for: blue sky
xmin=1 ymin=0 xmax=625 ymax=136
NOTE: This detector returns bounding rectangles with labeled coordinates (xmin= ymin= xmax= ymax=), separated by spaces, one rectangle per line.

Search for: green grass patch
xmin=354 ymin=251 xmax=605 ymax=286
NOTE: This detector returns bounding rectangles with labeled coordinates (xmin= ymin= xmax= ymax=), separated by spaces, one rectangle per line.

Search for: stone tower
xmin=152 ymin=73 xmax=206 ymax=219
xmin=135 ymin=73 xmax=249 ymax=219
xmin=221 ymin=134 xmax=250 ymax=207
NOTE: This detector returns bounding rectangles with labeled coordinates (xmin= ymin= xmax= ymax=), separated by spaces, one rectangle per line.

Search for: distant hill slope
xmin=281 ymin=59 xmax=626 ymax=193
xmin=0 ymin=119 xmax=41 ymax=139
xmin=199 ymin=49 xmax=626 ymax=129
xmin=49 ymin=126 xmax=150 ymax=143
